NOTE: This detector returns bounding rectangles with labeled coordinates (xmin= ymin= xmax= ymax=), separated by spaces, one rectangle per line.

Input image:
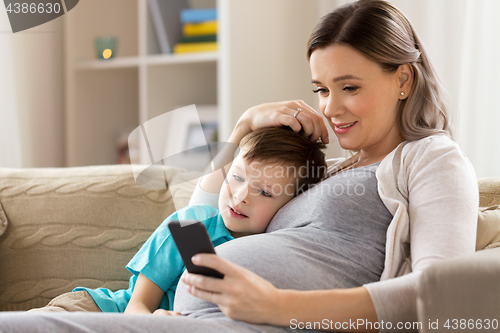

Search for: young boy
xmin=32 ymin=127 xmax=327 ymax=314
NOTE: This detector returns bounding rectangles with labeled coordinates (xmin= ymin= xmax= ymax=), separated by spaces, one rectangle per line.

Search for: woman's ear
xmin=398 ymin=64 xmax=414 ymax=100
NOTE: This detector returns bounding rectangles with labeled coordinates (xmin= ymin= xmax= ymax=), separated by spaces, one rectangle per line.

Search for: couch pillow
xmin=476 ymin=205 xmax=500 ymax=250
xmin=0 ymin=202 xmax=7 ymax=238
xmin=478 ymin=177 xmax=500 ymax=206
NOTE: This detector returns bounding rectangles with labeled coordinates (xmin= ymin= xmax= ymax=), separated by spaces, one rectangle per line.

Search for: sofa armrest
xmin=417 ymin=247 xmax=500 ymax=332
xmin=0 ymin=165 xmax=198 ymax=311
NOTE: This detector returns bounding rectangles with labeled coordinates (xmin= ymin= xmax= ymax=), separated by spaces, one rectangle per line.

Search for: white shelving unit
xmin=64 ymin=0 xmax=323 ymax=166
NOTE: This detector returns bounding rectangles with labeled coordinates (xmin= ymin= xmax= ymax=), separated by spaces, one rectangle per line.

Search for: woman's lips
xmin=228 ymin=206 xmax=248 ymax=219
xmin=334 ymin=121 xmax=357 ymax=134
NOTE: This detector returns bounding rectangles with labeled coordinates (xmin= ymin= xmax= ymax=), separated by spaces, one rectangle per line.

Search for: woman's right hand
xmin=230 ymin=100 xmax=330 ymax=145
xmin=198 ymin=100 xmax=329 ymax=194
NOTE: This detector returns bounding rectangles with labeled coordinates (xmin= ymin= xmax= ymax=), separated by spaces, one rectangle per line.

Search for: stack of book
xmin=174 ymin=8 xmax=217 ymax=54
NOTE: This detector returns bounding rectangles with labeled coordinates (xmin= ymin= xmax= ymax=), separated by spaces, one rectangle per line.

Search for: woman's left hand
xmin=181 ymin=253 xmax=284 ymax=325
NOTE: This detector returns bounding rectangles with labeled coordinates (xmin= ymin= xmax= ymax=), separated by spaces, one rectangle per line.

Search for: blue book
xmin=181 ymin=8 xmax=217 ymax=23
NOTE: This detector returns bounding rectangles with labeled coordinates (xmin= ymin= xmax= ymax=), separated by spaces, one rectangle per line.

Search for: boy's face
xmin=218 ymin=150 xmax=296 ymax=234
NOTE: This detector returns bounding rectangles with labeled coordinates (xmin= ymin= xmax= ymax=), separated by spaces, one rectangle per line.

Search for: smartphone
xmin=168 ymin=220 xmax=224 ymax=279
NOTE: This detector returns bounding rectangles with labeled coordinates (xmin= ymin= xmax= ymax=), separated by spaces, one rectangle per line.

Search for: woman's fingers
xmin=192 ymin=253 xmax=240 ymax=277
xmin=181 ymin=254 xmax=248 ymax=299
xmin=182 ymin=271 xmax=225 ymax=295
xmin=294 ymin=100 xmax=330 ymax=143
xmin=236 ymin=100 xmax=329 ymax=144
xmin=185 ymin=283 xmax=225 ymax=305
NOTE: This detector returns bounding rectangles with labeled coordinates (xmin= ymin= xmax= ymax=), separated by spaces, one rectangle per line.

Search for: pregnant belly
xmin=173 ymin=230 xmax=366 ymax=314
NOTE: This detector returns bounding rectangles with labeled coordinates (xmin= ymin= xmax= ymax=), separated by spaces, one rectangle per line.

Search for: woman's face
xmin=310 ymin=44 xmax=405 ymax=159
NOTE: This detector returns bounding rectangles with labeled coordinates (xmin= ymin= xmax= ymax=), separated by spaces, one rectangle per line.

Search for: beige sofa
xmin=0 ymin=165 xmax=499 ymax=330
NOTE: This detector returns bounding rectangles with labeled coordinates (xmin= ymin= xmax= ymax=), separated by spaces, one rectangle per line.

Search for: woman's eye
xmin=233 ymin=174 xmax=244 ymax=182
xmin=260 ymin=190 xmax=272 ymax=198
xmin=343 ymin=86 xmax=359 ymax=93
xmin=312 ymin=87 xmax=328 ymax=95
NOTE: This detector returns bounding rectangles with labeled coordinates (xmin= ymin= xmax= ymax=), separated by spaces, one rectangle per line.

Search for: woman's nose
xmin=322 ymin=96 xmax=345 ymax=118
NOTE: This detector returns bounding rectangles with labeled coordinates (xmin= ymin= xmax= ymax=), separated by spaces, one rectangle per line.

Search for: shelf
xmin=75 ymin=52 xmax=218 ymax=71
xmin=75 ymin=57 xmax=140 ymax=71
xmin=146 ymin=52 xmax=218 ymax=66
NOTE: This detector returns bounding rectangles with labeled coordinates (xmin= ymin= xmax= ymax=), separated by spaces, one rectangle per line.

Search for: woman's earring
xmin=400 ymin=92 xmax=405 ymax=96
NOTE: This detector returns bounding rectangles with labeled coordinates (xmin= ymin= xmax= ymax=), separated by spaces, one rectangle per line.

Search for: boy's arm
xmin=124 ymin=273 xmax=164 ymax=314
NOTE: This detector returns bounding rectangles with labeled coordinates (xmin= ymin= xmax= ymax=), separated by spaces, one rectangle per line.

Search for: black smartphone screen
xmin=168 ymin=221 xmax=224 ymax=279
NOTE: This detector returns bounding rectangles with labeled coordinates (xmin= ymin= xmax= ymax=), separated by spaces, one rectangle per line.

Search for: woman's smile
xmin=333 ymin=121 xmax=357 ymax=134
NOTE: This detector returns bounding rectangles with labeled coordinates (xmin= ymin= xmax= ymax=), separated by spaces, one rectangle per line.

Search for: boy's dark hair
xmin=239 ymin=127 xmax=327 ymax=194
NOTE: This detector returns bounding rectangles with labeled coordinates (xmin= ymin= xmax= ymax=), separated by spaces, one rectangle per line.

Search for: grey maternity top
xmin=173 ymin=163 xmax=393 ymax=332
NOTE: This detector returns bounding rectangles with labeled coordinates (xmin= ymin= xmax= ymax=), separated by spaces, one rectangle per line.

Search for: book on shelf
xmin=148 ymin=0 xmax=189 ymax=54
xmin=179 ymin=34 xmax=217 ymax=43
xmin=180 ymin=8 xmax=217 ymax=23
xmin=183 ymin=20 xmax=217 ymax=36
xmin=174 ymin=8 xmax=218 ymax=54
xmin=174 ymin=42 xmax=217 ymax=54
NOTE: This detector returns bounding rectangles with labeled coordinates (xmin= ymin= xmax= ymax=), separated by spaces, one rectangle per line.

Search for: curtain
xmin=456 ymin=0 xmax=500 ymax=178
xmin=395 ymin=0 xmax=500 ymax=178
xmin=0 ymin=9 xmax=22 ymax=168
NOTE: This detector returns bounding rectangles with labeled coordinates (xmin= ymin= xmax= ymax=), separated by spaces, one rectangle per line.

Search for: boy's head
xmin=219 ymin=127 xmax=327 ymax=236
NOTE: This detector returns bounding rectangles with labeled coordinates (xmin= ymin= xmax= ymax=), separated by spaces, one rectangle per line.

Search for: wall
xmin=12 ymin=18 xmax=65 ymax=167
xmin=0 ymin=8 xmax=22 ymax=168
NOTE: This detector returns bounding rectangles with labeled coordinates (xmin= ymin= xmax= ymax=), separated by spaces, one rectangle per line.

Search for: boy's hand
xmin=152 ymin=309 xmax=183 ymax=316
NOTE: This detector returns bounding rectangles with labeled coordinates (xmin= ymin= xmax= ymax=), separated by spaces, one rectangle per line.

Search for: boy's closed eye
xmin=259 ymin=190 xmax=272 ymax=198
xmin=233 ymin=173 xmax=245 ymax=182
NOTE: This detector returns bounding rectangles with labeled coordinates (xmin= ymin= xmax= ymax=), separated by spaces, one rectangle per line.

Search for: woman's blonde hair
xmin=307 ymin=0 xmax=452 ymax=141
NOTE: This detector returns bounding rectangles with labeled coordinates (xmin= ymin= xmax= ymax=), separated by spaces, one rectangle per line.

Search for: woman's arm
xmin=198 ymin=100 xmax=329 ymax=194
xmin=365 ymin=136 xmax=478 ymax=331
xmin=124 ymin=273 xmax=164 ymax=314
xmin=182 ymin=254 xmax=378 ymax=332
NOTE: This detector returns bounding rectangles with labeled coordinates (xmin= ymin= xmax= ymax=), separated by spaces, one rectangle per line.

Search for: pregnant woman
xmin=0 ymin=1 xmax=478 ymax=332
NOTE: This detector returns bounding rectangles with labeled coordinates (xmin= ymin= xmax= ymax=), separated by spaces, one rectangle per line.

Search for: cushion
xmin=476 ymin=205 xmax=500 ymax=250
xmin=0 ymin=203 xmax=7 ymax=238
xmin=0 ymin=165 xmax=199 ymax=311
xmin=478 ymin=177 xmax=500 ymax=207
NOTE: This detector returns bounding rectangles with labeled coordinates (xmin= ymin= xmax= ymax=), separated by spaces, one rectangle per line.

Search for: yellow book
xmin=174 ymin=42 xmax=218 ymax=54
xmin=183 ymin=20 xmax=217 ymax=36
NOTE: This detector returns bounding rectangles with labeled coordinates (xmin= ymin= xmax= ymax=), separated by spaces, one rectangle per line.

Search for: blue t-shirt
xmin=73 ymin=204 xmax=233 ymax=312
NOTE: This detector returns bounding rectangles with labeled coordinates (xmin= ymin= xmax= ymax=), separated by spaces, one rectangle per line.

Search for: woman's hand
xmin=230 ymin=100 xmax=330 ymax=145
xmin=181 ymin=253 xmax=285 ymax=325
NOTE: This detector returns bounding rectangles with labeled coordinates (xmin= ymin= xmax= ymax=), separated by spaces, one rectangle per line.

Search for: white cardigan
xmin=327 ymin=135 xmax=478 ymax=331
xmin=190 ymin=134 xmax=478 ymax=332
